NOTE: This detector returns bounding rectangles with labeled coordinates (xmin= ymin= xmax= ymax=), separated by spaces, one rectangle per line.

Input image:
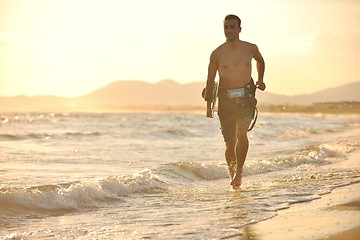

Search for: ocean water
xmin=1 ymin=111 xmax=360 ymax=239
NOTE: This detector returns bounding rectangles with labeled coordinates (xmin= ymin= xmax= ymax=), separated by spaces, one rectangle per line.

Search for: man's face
xmin=223 ymin=19 xmax=241 ymax=41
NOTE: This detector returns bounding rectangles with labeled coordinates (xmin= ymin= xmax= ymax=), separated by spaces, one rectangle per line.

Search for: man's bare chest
xmin=218 ymin=49 xmax=252 ymax=70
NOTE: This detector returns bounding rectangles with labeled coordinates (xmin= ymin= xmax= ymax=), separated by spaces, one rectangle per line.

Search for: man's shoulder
xmin=211 ymin=43 xmax=226 ymax=58
xmin=240 ymin=40 xmax=257 ymax=48
xmin=214 ymin=43 xmax=227 ymax=52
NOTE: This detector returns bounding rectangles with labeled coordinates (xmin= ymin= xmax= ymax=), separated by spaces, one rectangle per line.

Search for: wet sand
xmin=240 ymin=150 xmax=360 ymax=240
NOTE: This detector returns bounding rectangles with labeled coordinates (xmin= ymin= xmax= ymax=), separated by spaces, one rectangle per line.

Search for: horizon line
xmin=0 ymin=79 xmax=359 ymax=98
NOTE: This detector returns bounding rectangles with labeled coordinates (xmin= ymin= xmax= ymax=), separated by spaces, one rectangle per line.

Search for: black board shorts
xmin=217 ymin=97 xmax=257 ymax=143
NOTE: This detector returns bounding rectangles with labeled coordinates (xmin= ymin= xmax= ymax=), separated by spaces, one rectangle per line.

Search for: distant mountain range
xmin=0 ymin=80 xmax=359 ymax=112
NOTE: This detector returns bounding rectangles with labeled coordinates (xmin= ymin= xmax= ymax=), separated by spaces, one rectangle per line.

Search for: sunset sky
xmin=1 ymin=0 xmax=359 ymax=97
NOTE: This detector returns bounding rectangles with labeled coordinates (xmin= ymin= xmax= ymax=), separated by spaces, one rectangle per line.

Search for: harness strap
xmin=248 ymin=107 xmax=258 ymax=132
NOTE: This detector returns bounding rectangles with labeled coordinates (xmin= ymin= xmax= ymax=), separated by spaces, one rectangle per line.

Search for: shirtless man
xmin=204 ymin=14 xmax=265 ymax=188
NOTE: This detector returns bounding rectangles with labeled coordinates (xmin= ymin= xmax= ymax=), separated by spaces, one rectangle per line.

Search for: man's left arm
xmin=253 ymin=45 xmax=266 ymax=91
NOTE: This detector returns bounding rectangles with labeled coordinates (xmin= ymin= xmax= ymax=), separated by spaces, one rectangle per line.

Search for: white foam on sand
xmin=243 ymin=150 xmax=360 ymax=240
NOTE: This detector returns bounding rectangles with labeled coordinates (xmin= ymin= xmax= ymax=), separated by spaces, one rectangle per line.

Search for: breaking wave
xmin=2 ymin=140 xmax=356 ymax=215
xmin=0 ymin=170 xmax=168 ymax=214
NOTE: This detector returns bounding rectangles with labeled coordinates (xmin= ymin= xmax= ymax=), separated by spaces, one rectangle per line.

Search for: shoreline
xmin=257 ymin=101 xmax=360 ymax=114
xmin=239 ymin=150 xmax=360 ymax=240
xmin=1 ymin=101 xmax=360 ymax=114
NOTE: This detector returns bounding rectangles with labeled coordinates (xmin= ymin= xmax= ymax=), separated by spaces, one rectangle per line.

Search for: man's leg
xmin=225 ymin=139 xmax=236 ymax=179
xmin=218 ymin=105 xmax=237 ymax=180
xmin=230 ymin=120 xmax=250 ymax=187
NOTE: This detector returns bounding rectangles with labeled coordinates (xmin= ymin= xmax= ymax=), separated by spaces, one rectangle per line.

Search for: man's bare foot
xmin=230 ymin=173 xmax=242 ymax=189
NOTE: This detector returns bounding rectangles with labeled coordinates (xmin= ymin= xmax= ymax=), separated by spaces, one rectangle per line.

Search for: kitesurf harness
xmin=202 ymin=79 xmax=259 ymax=132
xmin=225 ymin=80 xmax=258 ymax=132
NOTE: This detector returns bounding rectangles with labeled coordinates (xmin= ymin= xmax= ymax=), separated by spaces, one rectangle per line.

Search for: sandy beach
xmin=240 ymin=150 xmax=360 ymax=240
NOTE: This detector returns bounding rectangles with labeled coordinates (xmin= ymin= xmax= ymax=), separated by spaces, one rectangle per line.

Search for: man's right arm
xmin=205 ymin=51 xmax=218 ymax=117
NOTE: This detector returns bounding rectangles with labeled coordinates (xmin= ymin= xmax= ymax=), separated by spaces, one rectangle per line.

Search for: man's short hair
xmin=224 ymin=14 xmax=241 ymax=28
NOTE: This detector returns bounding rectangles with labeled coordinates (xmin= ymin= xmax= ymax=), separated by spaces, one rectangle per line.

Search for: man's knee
xmin=236 ymin=129 xmax=248 ymax=139
xmin=235 ymin=129 xmax=249 ymax=145
xmin=236 ymin=121 xmax=250 ymax=137
xmin=225 ymin=138 xmax=236 ymax=150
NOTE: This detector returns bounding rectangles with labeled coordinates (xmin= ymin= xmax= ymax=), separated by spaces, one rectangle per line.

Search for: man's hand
xmin=256 ymin=81 xmax=266 ymax=91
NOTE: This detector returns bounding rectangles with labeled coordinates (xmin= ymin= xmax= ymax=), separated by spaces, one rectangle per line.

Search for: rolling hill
xmin=0 ymin=80 xmax=359 ymax=111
